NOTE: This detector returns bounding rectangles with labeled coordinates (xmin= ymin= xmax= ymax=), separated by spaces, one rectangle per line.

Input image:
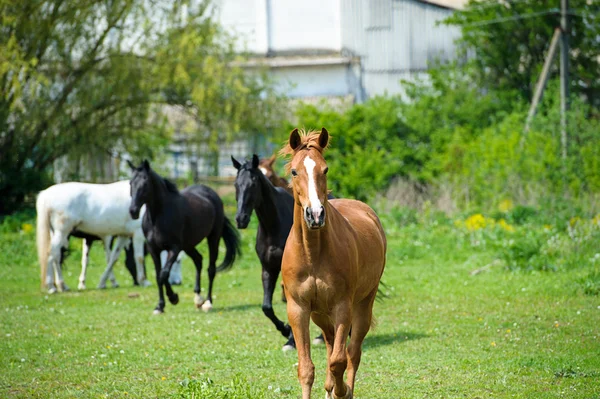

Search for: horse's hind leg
xmin=203 ymin=233 xmax=220 ymax=312
xmin=48 ymin=228 xmax=71 ymax=293
xmin=184 ymin=248 xmax=204 ymax=309
xmin=98 ymin=236 xmax=128 ymax=289
xmin=77 ymin=238 xmax=93 ymax=290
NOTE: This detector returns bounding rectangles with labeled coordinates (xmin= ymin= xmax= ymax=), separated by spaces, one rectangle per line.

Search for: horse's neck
xmin=291 ymin=202 xmax=333 ymax=261
xmin=255 ymin=177 xmax=281 ymax=234
xmin=146 ymin=175 xmax=170 ymax=221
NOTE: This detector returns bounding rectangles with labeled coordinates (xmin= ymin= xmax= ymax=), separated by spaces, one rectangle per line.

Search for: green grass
xmin=1 ymin=211 xmax=599 ymax=398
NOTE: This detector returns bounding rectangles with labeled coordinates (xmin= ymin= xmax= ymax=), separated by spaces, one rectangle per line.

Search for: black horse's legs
xmin=184 ymin=248 xmax=204 ymax=309
xmin=159 ymin=250 xmax=180 ymax=306
xmin=203 ymin=233 xmax=220 ymax=312
xmin=149 ymin=248 xmax=166 ymax=314
xmin=261 ymin=266 xmax=292 ymax=340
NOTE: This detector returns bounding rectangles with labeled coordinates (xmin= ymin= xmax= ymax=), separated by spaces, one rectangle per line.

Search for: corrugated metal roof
xmin=415 ymin=0 xmax=468 ymax=10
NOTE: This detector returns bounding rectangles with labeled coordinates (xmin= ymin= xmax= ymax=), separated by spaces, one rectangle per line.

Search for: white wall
xmin=269 ymin=0 xmax=341 ymax=52
xmin=216 ymin=0 xmax=341 ymax=54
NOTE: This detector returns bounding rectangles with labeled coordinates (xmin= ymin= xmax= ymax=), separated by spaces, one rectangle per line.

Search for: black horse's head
xmin=231 ymin=154 xmax=263 ymax=229
xmin=127 ymin=159 xmax=151 ymax=219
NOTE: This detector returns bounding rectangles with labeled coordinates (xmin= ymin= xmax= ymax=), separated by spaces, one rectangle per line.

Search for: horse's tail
xmin=216 ymin=216 xmax=241 ymax=273
xmin=36 ymin=191 xmax=51 ymax=290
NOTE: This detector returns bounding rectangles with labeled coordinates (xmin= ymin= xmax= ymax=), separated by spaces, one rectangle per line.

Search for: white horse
xmin=36 ymin=180 xmax=149 ymax=293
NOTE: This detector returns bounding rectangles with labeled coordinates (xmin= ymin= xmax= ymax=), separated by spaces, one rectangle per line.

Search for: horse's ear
xmin=289 ymin=128 xmax=301 ymax=151
xmin=268 ymin=154 xmax=276 ymax=166
xmin=126 ymin=160 xmax=136 ymax=171
xmin=319 ymin=127 xmax=329 ymax=150
xmin=252 ymin=154 xmax=259 ymax=169
xmin=231 ymin=156 xmax=241 ymax=170
xmin=142 ymin=159 xmax=150 ymax=171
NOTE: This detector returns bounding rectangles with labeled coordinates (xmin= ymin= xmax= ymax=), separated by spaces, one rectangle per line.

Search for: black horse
xmin=128 ymin=160 xmax=240 ymax=314
xmin=232 ymin=154 xmax=324 ymax=350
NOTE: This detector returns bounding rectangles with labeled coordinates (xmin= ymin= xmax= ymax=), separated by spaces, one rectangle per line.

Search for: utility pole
xmin=560 ymin=0 xmax=569 ymax=161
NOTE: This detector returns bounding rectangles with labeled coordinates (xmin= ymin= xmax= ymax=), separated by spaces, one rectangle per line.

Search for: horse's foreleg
xmin=328 ymin=304 xmax=353 ymax=399
xmin=345 ymin=292 xmax=376 ymax=394
xmin=97 ymin=236 xmax=128 ymax=289
xmin=159 ymin=251 xmax=180 ymax=306
xmin=77 ymin=238 xmax=93 ymax=290
xmin=261 ymin=267 xmax=292 ymax=343
xmin=149 ymin=248 xmax=166 ymax=314
xmin=48 ymin=230 xmax=70 ymax=293
xmin=184 ymin=248 xmax=204 ymax=309
xmin=287 ymin=299 xmax=315 ymax=399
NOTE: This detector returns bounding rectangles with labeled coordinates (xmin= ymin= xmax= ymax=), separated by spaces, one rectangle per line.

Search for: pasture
xmin=1 ymin=200 xmax=599 ymax=398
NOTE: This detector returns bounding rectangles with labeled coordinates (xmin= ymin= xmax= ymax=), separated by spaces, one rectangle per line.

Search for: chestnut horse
xmin=280 ymin=128 xmax=386 ymax=399
xmin=259 ymin=154 xmax=292 ymax=195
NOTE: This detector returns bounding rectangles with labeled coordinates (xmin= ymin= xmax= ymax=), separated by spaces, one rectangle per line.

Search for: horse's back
xmin=40 ymin=181 xmax=135 ymax=235
xmin=179 ymin=184 xmax=224 ymax=237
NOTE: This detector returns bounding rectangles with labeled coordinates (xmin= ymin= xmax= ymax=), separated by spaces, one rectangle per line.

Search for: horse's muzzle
xmin=236 ymin=213 xmax=250 ymax=229
xmin=304 ymin=206 xmax=325 ymax=229
xmin=129 ymin=206 xmax=140 ymax=220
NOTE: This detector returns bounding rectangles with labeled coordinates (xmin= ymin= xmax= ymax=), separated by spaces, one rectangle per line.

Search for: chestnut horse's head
xmin=258 ymin=155 xmax=276 ymax=180
xmin=282 ymin=128 xmax=330 ymax=230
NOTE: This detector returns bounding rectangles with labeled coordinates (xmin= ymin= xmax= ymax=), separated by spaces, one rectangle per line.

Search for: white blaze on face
xmin=259 ymin=167 xmax=268 ymax=176
xmin=303 ymin=156 xmax=322 ymax=211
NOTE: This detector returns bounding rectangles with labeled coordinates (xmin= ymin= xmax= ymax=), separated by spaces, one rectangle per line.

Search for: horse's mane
xmin=279 ymin=129 xmax=330 ymax=173
xmin=149 ymin=168 xmax=179 ymax=193
xmin=162 ymin=177 xmax=179 ymax=193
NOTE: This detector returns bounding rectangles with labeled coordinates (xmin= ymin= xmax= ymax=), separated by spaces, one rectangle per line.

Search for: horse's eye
xmin=291 ymin=169 xmax=297 ymax=177
xmin=323 ymin=167 xmax=329 ymax=175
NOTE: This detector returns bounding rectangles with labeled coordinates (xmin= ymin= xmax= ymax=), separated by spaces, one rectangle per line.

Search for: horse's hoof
xmin=47 ymin=287 xmax=57 ymax=295
xmin=77 ymin=282 xmax=86 ymax=290
xmin=169 ymin=293 xmax=179 ymax=305
xmin=282 ymin=344 xmax=296 ymax=352
xmin=97 ymin=283 xmax=107 ymax=290
xmin=313 ymin=336 xmax=325 ymax=345
xmin=153 ymin=309 xmax=164 ymax=315
xmin=58 ymin=282 xmax=69 ymax=292
xmin=332 ymin=385 xmax=352 ymax=399
xmin=111 ymin=282 xmax=120 ymax=289
xmin=201 ymin=300 xmax=212 ymax=313
xmin=170 ymin=280 xmax=182 ymax=286
xmin=194 ymin=294 xmax=205 ymax=308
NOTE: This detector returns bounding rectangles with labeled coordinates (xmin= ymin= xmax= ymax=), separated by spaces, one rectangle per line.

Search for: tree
xmin=444 ymin=0 xmax=599 ymax=107
xmin=0 ymin=0 xmax=286 ymax=215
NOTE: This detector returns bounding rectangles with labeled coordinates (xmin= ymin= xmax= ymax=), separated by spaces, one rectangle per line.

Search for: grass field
xmin=1 ymin=205 xmax=599 ymax=398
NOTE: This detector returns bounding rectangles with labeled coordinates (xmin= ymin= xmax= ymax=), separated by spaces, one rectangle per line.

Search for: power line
xmin=462 ymin=9 xmax=559 ymax=28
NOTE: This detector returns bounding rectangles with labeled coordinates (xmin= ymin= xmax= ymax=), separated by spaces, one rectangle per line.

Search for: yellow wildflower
xmin=497 ymin=219 xmax=515 ymax=232
xmin=161 ymin=377 xmax=166 ymax=381
xmin=490 ymin=341 xmax=496 ymax=347
xmin=569 ymin=217 xmax=581 ymax=227
xmin=465 ymin=214 xmax=486 ymax=231
xmin=21 ymin=223 xmax=33 ymax=234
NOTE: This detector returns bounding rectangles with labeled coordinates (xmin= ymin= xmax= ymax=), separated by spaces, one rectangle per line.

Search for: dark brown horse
xmin=280 ymin=128 xmax=387 ymax=399
xmin=259 ymin=154 xmax=292 ymax=195
xmin=128 ymin=160 xmax=240 ymax=314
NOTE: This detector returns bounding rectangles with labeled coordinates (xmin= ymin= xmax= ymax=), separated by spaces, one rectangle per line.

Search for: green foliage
xmin=289 ymin=97 xmax=408 ymax=200
xmin=0 ymin=0 xmax=286 ymax=214
xmin=444 ymin=0 xmax=600 ymax=107
xmin=578 ymin=269 xmax=600 ymax=296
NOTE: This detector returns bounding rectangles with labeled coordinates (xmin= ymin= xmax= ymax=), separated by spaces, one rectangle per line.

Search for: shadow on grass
xmin=216 ymin=303 xmax=260 ymax=313
xmin=363 ymin=331 xmax=427 ymax=350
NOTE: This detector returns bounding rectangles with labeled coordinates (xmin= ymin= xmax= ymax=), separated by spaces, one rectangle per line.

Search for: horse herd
xmin=35 ymin=128 xmax=386 ymax=399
